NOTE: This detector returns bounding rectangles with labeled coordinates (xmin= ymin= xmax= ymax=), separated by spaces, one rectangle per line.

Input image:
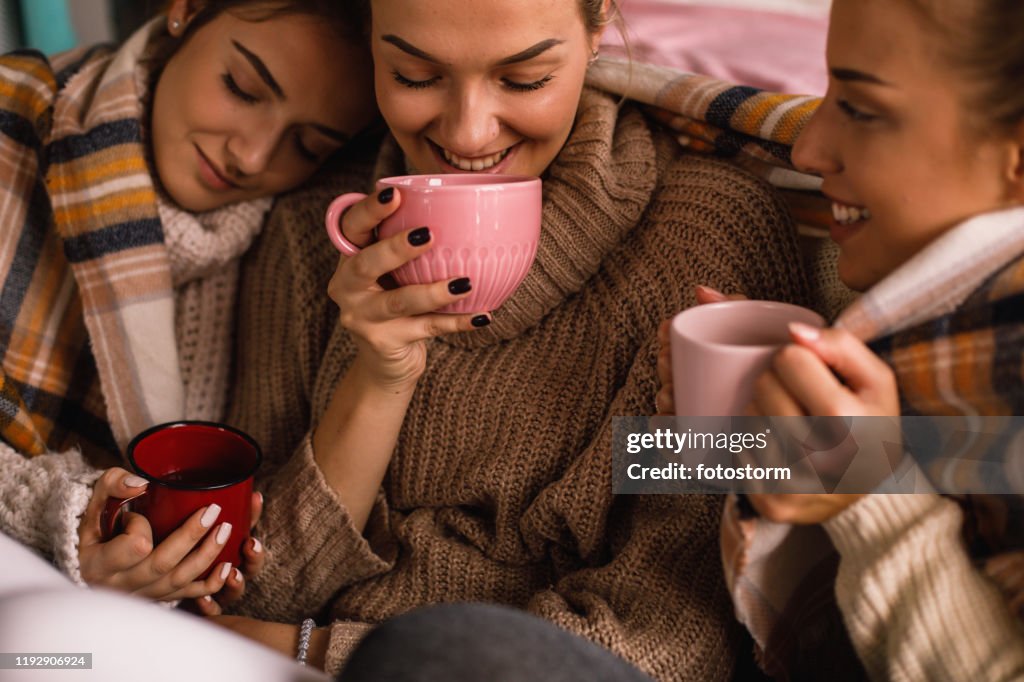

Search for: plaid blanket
xmin=586 ymin=57 xmax=831 ymax=231
xmin=0 ymin=22 xmax=182 ymax=459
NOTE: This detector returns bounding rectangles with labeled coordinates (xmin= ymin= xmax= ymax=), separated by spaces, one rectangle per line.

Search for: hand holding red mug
xmin=78 ymin=467 xmax=264 ymax=602
xmin=87 ymin=422 xmax=266 ymax=604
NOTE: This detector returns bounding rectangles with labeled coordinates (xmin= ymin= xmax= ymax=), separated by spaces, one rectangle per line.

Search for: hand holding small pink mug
xmin=325 ymin=174 xmax=542 ymax=314
xmin=670 ymin=300 xmax=825 ymax=416
xmin=101 ymin=421 xmax=261 ymax=578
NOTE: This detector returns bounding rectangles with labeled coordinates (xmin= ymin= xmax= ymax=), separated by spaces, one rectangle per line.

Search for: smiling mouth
xmin=435 ymin=142 xmax=514 ymax=172
xmin=195 ymin=145 xmax=239 ymax=190
xmin=831 ymin=200 xmax=872 ymax=226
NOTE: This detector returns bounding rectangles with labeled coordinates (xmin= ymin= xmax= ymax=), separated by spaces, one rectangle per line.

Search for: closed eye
xmin=392 ymin=69 xmax=440 ymax=89
xmin=222 ymin=73 xmax=258 ymax=105
xmin=837 ymin=99 xmax=877 ymax=122
xmin=502 ymin=75 xmax=553 ymax=92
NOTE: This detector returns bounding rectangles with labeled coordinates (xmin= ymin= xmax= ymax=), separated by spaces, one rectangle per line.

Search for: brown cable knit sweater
xmin=226 ymin=89 xmax=809 ymax=680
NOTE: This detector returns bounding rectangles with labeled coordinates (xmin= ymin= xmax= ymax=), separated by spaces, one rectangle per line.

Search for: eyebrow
xmin=831 ymin=67 xmax=892 ymax=86
xmin=233 ymin=40 xmax=284 ymax=99
xmin=381 ymin=34 xmax=564 ymax=67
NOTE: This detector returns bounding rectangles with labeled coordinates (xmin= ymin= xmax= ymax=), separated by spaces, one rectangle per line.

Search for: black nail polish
xmin=378 ymin=187 xmax=394 ymax=203
xmin=471 ymin=315 xmax=491 ymax=328
xmin=448 ymin=277 xmax=472 ymax=295
xmin=408 ymin=227 xmax=431 ymax=246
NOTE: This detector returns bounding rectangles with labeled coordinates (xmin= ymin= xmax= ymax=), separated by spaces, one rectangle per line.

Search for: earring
xmin=588 ymin=49 xmax=599 ymax=66
xmin=171 ymin=19 xmax=181 ymax=31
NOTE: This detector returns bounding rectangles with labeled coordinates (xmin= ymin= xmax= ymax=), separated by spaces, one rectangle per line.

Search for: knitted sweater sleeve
xmin=823 ymin=494 xmax=1024 ymax=681
xmin=0 ymin=443 xmax=102 ymax=585
xmin=228 ymin=432 xmax=394 ymax=622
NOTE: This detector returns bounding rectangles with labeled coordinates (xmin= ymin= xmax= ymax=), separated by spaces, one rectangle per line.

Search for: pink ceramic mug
xmin=325 ymin=174 xmax=542 ymax=314
xmin=670 ymin=300 xmax=825 ymax=416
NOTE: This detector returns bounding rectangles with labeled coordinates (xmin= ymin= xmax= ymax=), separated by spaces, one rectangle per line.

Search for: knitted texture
xmin=0 ymin=443 xmax=101 ymax=585
xmin=824 ymin=494 xmax=1024 ymax=681
xmin=226 ymin=89 xmax=810 ymax=680
xmin=157 ymin=191 xmax=271 ymax=421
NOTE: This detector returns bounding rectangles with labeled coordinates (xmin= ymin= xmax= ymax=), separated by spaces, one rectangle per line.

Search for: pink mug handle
xmin=325 ymin=193 xmax=369 ymax=256
xmin=101 ymin=488 xmax=148 ymax=541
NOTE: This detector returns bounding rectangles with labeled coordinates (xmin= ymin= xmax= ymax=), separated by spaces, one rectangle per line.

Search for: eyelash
xmin=293 ymin=136 xmax=319 ymax=163
xmin=390 ymin=70 xmax=553 ymax=92
xmin=837 ymin=99 xmax=877 ymax=122
xmin=222 ymin=73 xmax=258 ymax=104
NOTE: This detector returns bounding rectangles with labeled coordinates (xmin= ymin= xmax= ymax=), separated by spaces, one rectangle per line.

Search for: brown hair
xmin=168 ymin=1 xmax=369 ymax=43
xmin=904 ymin=0 xmax=1024 ymax=133
xmin=351 ymin=0 xmax=621 ymax=39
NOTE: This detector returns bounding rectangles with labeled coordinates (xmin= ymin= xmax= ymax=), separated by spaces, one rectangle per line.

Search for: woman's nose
xmin=226 ymin=130 xmax=278 ymax=177
xmin=791 ymin=101 xmax=842 ymax=176
xmin=439 ymin=84 xmax=500 ymax=155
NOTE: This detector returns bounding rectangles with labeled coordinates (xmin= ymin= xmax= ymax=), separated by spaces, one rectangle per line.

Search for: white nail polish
xmin=234 ymin=568 xmax=243 ymax=582
xmin=124 ymin=475 xmax=148 ymax=487
xmin=200 ymin=504 xmax=221 ymax=528
xmin=252 ymin=538 xmax=262 ymax=553
xmin=215 ymin=522 xmax=232 ymax=545
xmin=203 ymin=595 xmax=213 ymax=603
xmin=220 ymin=563 xmax=231 ymax=580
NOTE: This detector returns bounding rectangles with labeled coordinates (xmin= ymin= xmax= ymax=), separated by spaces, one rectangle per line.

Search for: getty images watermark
xmin=612 ymin=416 xmax=1024 ymax=495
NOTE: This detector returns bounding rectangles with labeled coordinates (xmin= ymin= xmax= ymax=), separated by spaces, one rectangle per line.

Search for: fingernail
xmin=216 ymin=522 xmax=233 ymax=545
xmin=234 ymin=568 xmax=243 ymax=582
xmin=471 ymin=314 xmax=491 ymax=328
xmin=448 ymin=277 xmax=472 ymax=295
xmin=220 ymin=563 xmax=231 ymax=580
xmin=256 ymin=492 xmax=263 ymax=505
xmin=377 ymin=187 xmax=394 ymax=203
xmin=789 ymin=322 xmax=821 ymax=342
xmin=408 ymin=227 xmax=430 ymax=246
xmin=695 ymin=285 xmax=728 ymax=302
xmin=124 ymin=474 xmax=148 ymax=488
xmin=252 ymin=537 xmax=262 ymax=553
xmin=203 ymin=595 xmax=213 ymax=603
xmin=200 ymin=504 xmax=222 ymax=529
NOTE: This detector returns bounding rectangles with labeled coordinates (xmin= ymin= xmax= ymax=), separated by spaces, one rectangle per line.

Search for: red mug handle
xmin=325 ymin=193 xmax=369 ymax=256
xmin=100 ymin=489 xmax=148 ymax=541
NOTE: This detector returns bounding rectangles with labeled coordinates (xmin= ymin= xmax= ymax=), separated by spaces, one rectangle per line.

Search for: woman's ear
xmin=1005 ymin=120 xmax=1024 ymax=202
xmin=166 ymin=0 xmax=205 ymax=37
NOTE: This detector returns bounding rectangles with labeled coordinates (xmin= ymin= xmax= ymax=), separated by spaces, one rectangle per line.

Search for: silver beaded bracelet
xmin=296 ymin=618 xmax=315 ymax=666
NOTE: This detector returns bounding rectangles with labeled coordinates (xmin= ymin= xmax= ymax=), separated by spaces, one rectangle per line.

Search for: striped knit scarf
xmin=0 ymin=20 xmax=261 ymax=460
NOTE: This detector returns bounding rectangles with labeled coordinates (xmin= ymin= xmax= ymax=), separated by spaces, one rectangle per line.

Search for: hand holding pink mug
xmin=670 ymin=300 xmax=825 ymax=416
xmin=325 ymin=174 xmax=542 ymax=314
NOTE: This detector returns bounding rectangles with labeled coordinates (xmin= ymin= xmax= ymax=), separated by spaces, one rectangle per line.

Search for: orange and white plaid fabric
xmin=0 ymin=22 xmax=182 ymax=459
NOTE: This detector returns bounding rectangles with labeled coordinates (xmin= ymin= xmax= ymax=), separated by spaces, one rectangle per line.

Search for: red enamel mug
xmin=101 ymin=421 xmax=261 ymax=577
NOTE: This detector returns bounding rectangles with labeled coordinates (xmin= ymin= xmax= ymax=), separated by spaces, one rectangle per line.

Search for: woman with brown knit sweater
xmin=212 ymin=0 xmax=809 ymax=677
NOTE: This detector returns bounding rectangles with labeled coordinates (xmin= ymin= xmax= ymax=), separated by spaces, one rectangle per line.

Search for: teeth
xmin=441 ymin=146 xmax=511 ymax=171
xmin=831 ymin=201 xmax=872 ymax=226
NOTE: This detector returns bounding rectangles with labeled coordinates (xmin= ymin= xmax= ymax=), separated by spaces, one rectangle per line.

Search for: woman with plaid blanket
xmin=0 ymin=0 xmax=375 ymax=608
xmin=654 ymin=0 xmax=1024 ymax=678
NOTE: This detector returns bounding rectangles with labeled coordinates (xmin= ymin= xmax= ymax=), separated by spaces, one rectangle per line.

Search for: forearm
xmin=312 ymin=352 xmax=416 ymax=532
xmin=824 ymin=494 xmax=1024 ymax=681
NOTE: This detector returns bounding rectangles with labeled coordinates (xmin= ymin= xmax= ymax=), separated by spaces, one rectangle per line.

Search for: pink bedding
xmin=600 ymin=0 xmax=829 ymax=95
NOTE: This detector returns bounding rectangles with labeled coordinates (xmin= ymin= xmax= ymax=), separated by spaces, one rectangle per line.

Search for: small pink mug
xmin=670 ymin=300 xmax=825 ymax=416
xmin=325 ymin=174 xmax=542 ymax=314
